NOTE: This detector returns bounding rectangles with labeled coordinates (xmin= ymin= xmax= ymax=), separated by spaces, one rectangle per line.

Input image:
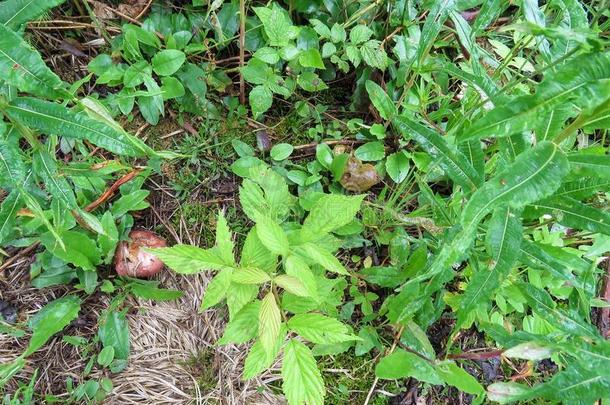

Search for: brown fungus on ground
xmin=114 ymin=229 xmax=166 ymax=278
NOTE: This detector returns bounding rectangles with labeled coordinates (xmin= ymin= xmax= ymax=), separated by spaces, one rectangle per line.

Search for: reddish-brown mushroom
xmin=114 ymin=229 xmax=166 ymax=278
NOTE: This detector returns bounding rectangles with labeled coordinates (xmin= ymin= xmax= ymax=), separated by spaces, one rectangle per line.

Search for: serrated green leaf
xmin=259 ymin=292 xmax=281 ymax=355
xmin=296 ymin=243 xmax=348 ymax=275
xmin=284 ymin=255 xmax=317 ymax=299
xmin=288 ymin=313 xmax=356 ymax=344
xmin=255 ymin=215 xmax=289 ymax=256
xmin=215 ymin=210 xmax=235 ymax=266
xmin=243 ymin=328 xmax=285 ymax=380
xmin=282 ymin=339 xmax=325 ymax=405
xmin=6 ymin=97 xmax=153 ymax=157
xmin=232 ymin=267 xmax=271 ymax=284
xmin=218 ymin=301 xmax=261 ymax=345
xmin=253 ymin=3 xmax=296 ymax=47
xmin=275 ymin=275 xmax=310 ymax=297
xmin=201 ymin=268 xmax=233 ymax=310
xmin=148 ymin=245 xmax=229 ymax=274
xmin=300 ymin=194 xmax=364 ymax=242
xmin=299 ymin=48 xmax=325 ymax=69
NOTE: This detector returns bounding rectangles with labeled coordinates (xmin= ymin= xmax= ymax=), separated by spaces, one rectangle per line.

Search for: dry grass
xmin=1 ymin=256 xmax=283 ymax=404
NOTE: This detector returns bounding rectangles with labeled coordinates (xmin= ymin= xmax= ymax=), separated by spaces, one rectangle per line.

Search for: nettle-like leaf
xmin=148 ymin=245 xmax=229 ymax=274
xmin=259 ymin=292 xmax=282 ymax=355
xmin=255 ymin=214 xmax=290 ymax=256
xmin=6 ymin=98 xmax=154 ymax=157
xmin=218 ymin=301 xmax=261 ymax=345
xmin=300 ymin=194 xmax=364 ymax=242
xmin=253 ymin=3 xmax=298 ymax=47
xmin=243 ymin=326 xmax=286 ymax=380
xmin=287 ymin=313 xmax=357 ymax=344
xmin=0 ymin=23 xmax=68 ymax=99
xmin=282 ymin=339 xmax=325 ymax=405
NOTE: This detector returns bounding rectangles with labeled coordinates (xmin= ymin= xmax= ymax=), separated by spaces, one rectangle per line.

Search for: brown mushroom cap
xmin=114 ymin=229 xmax=167 ymax=278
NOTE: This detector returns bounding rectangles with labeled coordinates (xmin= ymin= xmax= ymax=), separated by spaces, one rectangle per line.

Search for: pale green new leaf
xmin=243 ymin=327 xmax=286 ymax=380
xmin=26 ymin=296 xmax=81 ymax=355
xmin=215 ymin=210 xmax=235 ymax=266
xmin=296 ymin=243 xmax=348 ymax=275
xmin=282 ymin=339 xmax=325 ymax=405
xmin=218 ymin=301 xmax=260 ymax=345
xmin=232 ymin=267 xmax=271 ymax=284
xmin=393 ymin=115 xmax=482 ymax=191
xmin=148 ymin=245 xmax=229 ymax=274
xmin=201 ymin=268 xmax=233 ymax=310
xmin=0 ymin=0 xmax=66 ymax=29
xmin=284 ymin=255 xmax=317 ymax=299
xmin=255 ymin=215 xmax=289 ymax=256
xmin=0 ymin=24 xmax=68 ymax=99
xmin=287 ymin=313 xmax=357 ymax=344
xmin=300 ymin=194 xmax=364 ymax=242
xmin=6 ymin=97 xmax=153 ymax=157
xmin=259 ymin=292 xmax=282 ymax=355
xmin=240 ymin=226 xmax=277 ymax=272
xmin=275 ymin=275 xmax=310 ymax=297
xmin=461 ymin=141 xmax=569 ymax=227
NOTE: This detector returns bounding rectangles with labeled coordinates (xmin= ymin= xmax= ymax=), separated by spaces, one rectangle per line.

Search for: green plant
xmin=0 ymin=0 xmax=179 ymax=389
